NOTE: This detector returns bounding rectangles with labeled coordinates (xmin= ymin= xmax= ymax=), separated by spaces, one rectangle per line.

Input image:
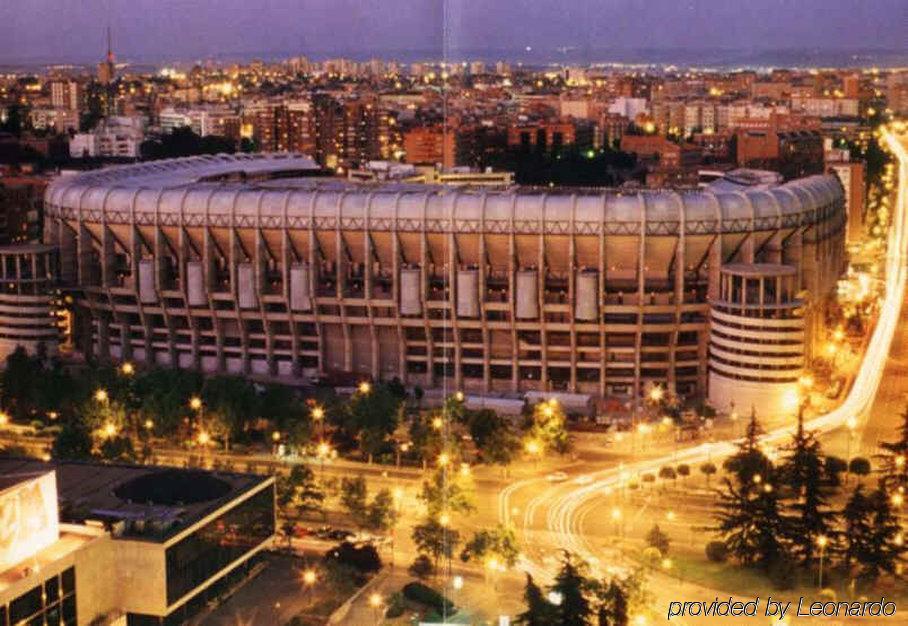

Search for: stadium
xmin=44 ymin=155 xmax=846 ymax=414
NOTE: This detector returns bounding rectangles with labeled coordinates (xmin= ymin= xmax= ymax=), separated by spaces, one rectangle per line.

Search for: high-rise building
xmin=250 ymin=102 xmax=316 ymax=154
xmin=97 ymin=27 xmax=115 ymax=85
xmin=827 ymin=160 xmax=866 ymax=243
xmin=402 ymin=125 xmax=455 ymax=168
xmin=50 ymin=80 xmax=81 ymax=112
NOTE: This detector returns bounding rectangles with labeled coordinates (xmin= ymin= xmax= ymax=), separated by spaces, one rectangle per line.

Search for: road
xmin=497 ymin=126 xmax=908 ymax=624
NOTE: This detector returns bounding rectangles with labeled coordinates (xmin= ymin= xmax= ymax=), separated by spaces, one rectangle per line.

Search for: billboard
xmin=0 ymin=471 xmax=59 ymax=571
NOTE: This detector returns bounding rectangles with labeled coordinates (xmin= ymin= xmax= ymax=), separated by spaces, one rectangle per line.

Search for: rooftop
xmin=0 ymin=458 xmax=271 ymax=543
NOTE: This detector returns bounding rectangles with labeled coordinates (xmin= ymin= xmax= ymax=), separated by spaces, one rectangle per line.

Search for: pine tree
xmin=713 ymin=471 xmax=785 ymax=568
xmin=842 ymin=484 xmax=875 ymax=573
xmin=861 ymin=487 xmax=906 ymax=582
xmin=778 ymin=412 xmax=838 ymax=566
xmin=877 ymin=406 xmax=908 ymax=493
xmin=515 ymin=574 xmax=558 ymax=626
xmin=722 ymin=408 xmax=772 ymax=485
xmin=712 ymin=410 xmax=785 ymax=568
xmin=597 ymin=579 xmax=629 ymax=626
xmin=551 ymin=552 xmax=593 ymax=626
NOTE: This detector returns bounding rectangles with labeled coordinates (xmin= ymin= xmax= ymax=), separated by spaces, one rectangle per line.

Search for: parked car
xmin=546 ymin=471 xmax=569 ymax=483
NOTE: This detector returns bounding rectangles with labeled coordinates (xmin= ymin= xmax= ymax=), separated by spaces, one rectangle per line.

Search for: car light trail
xmin=504 ymin=127 xmax=908 ymax=583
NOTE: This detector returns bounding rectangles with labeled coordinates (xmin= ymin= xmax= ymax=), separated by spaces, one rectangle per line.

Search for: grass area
xmin=629 ymin=543 xmax=908 ymax=607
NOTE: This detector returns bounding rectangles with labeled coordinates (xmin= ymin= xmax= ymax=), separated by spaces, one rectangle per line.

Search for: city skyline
xmin=0 ymin=0 xmax=905 ymax=66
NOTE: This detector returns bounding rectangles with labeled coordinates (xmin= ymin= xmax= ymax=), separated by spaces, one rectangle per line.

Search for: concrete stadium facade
xmin=44 ymin=154 xmax=845 ymax=406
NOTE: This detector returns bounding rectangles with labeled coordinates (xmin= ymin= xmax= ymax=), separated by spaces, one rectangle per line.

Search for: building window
xmin=164 ymin=486 xmax=274 ymax=604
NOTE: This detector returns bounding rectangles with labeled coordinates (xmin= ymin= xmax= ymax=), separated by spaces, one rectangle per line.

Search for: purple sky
xmin=0 ymin=0 xmax=904 ymax=64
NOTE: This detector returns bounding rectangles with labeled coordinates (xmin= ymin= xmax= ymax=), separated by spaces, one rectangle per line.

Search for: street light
xmin=197 ymin=430 xmax=211 ymax=446
xmin=368 ymin=592 xmax=383 ymax=625
xmin=317 ymin=441 xmax=332 ymax=481
xmin=437 ymin=452 xmax=450 ymax=467
xmin=0 ymin=412 xmax=8 ymax=426
xmin=103 ymin=422 xmax=117 ymax=438
xmin=649 ymin=385 xmax=664 ymax=403
xmin=120 ymin=362 xmax=134 ymax=376
xmin=94 ymin=388 xmax=109 ymax=403
xmin=189 ymin=396 xmax=203 ymax=411
xmin=302 ymin=569 xmax=317 ymax=605
xmin=816 ymin=535 xmax=829 ymax=588
xmin=358 ymin=381 xmax=372 ymax=395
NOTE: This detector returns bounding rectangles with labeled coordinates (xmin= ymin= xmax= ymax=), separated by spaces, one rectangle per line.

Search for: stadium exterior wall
xmin=44 ymin=155 xmax=846 ymax=403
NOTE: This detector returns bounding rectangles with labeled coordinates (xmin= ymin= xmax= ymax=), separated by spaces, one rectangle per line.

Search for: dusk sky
xmin=0 ymin=0 xmax=904 ymax=64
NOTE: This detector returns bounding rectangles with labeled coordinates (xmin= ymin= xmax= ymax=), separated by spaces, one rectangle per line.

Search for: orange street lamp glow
xmin=120 ymin=362 xmax=135 ymax=376
xmin=189 ymin=396 xmax=203 ymax=411
xmin=432 ymin=416 xmax=444 ymax=430
xmin=0 ymin=412 xmax=8 ymax=426
xmin=439 ymin=512 xmax=451 ymax=527
xmin=358 ymin=381 xmax=372 ymax=394
xmin=649 ymin=385 xmax=664 ymax=402
xmin=94 ymin=388 xmax=109 ymax=403
xmin=524 ymin=439 xmax=541 ymax=456
xmin=144 ymin=419 xmax=154 ymax=430
xmin=103 ymin=422 xmax=117 ymax=438
xmin=454 ymin=391 xmax=464 ymax=402
xmin=302 ymin=570 xmax=316 ymax=586
xmin=197 ymin=430 xmax=211 ymax=446
xmin=272 ymin=431 xmax=281 ymax=442
xmin=311 ymin=406 xmax=325 ymax=420
xmin=368 ymin=593 xmax=382 ymax=608
xmin=437 ymin=452 xmax=450 ymax=467
xmin=317 ymin=442 xmax=331 ymax=458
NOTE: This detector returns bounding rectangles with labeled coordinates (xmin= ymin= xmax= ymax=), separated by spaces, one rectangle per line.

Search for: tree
xmin=712 ymin=461 xmax=785 ymax=569
xmin=202 ymin=375 xmax=258 ymax=449
xmin=645 ymin=524 xmax=670 ymax=556
xmin=460 ymin=525 xmax=520 ymax=569
xmin=344 ymin=383 xmax=403 ymax=462
xmin=340 ymin=476 xmax=369 ymax=528
xmin=597 ymin=579 xmax=629 ymax=626
xmin=526 ymin=400 xmax=571 ymax=455
xmin=51 ymin=421 xmax=93 ymax=460
xmin=849 ymin=457 xmax=872 ymax=478
xmin=277 ymin=464 xmax=324 ymax=517
xmin=514 ymin=574 xmax=558 ymax=626
xmin=134 ymin=368 xmax=202 ymax=436
xmin=778 ymin=413 xmax=838 ymax=566
xmin=1 ymin=347 xmax=43 ymax=420
xmin=722 ymin=409 xmax=771 ymax=485
xmin=409 ymin=554 xmax=433 ymax=580
xmin=843 ymin=485 xmax=906 ymax=583
xmin=98 ymin=435 xmax=136 ymax=463
xmin=412 ymin=518 xmax=460 ymax=575
xmin=418 ymin=466 xmax=475 ymax=517
xmin=366 ymin=488 xmax=398 ymax=533
xmin=551 ymin=552 xmax=592 ymax=626
xmin=700 ymin=462 xmax=717 ymax=487
xmin=877 ymin=406 xmax=908 ymax=492
xmin=676 ymin=464 xmax=691 ymax=483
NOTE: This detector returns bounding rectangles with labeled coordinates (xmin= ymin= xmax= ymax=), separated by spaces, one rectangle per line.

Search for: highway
xmin=502 ymin=126 xmax=908 ymax=601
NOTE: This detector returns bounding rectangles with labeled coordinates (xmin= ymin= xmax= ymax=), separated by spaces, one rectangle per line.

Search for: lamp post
xmin=845 ymin=417 xmax=857 ymax=481
xmin=368 ymin=592 xmax=383 ymax=625
xmin=302 ymin=569 xmax=316 ymax=606
xmin=817 ymin=535 xmax=829 ymax=589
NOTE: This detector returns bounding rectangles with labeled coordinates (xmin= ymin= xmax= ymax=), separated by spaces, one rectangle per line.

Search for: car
xmin=293 ymin=526 xmax=313 ymax=538
xmin=573 ymin=474 xmax=593 ymax=485
xmin=546 ymin=471 xmax=569 ymax=482
xmin=327 ymin=528 xmax=355 ymax=541
xmin=313 ymin=525 xmax=333 ymax=539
